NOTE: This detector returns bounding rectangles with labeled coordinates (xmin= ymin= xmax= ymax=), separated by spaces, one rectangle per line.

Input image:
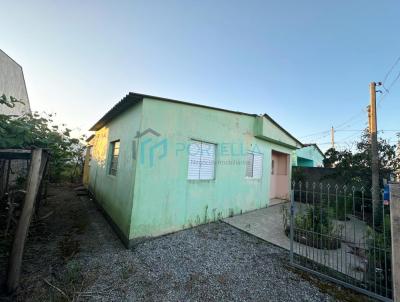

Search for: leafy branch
xmin=0 ymin=95 xmax=86 ymax=182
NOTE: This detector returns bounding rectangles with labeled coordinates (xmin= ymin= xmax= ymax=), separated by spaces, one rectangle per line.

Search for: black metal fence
xmin=289 ymin=181 xmax=392 ymax=301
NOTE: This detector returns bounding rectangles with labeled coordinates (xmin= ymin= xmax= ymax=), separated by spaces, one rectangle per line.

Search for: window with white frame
xmin=246 ymin=151 xmax=263 ymax=179
xmin=109 ymin=140 xmax=120 ymax=176
xmin=187 ymin=140 xmax=216 ymax=180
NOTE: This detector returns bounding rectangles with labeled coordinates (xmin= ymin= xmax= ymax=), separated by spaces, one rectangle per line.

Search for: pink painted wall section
xmin=270 ymin=151 xmax=289 ymax=200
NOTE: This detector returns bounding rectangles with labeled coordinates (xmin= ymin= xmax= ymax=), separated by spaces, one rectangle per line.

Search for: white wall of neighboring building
xmin=0 ymin=49 xmax=31 ymax=115
xmin=0 ymin=49 xmax=31 ymax=197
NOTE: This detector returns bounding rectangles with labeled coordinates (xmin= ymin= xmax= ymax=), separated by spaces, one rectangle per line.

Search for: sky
xmin=1 ymin=0 xmax=400 ymax=151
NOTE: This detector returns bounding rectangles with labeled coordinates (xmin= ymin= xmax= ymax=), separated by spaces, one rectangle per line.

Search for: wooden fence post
xmin=390 ymin=182 xmax=400 ymax=301
xmin=6 ymin=149 xmax=48 ymax=293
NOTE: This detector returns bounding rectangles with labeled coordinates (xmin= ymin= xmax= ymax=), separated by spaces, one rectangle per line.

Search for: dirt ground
xmin=0 ymin=185 xmax=373 ymax=301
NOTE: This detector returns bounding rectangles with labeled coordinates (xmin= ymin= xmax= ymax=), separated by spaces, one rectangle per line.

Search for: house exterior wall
xmin=0 ymin=49 xmax=30 ymax=115
xmin=293 ymin=145 xmax=324 ymax=167
xmin=82 ymin=143 xmax=93 ymax=187
xmin=129 ymin=98 xmax=294 ymax=241
xmin=87 ymin=103 xmax=142 ymax=242
xmin=296 ymin=157 xmax=314 ymax=167
xmin=255 ymin=115 xmax=302 ymax=148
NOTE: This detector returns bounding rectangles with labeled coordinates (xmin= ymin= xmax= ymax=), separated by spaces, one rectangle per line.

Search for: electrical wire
xmin=378 ymin=55 xmax=400 ymax=106
xmin=315 ymin=131 xmax=399 ymax=146
xmin=301 ymin=55 xmax=400 ymax=140
xmin=299 ymin=130 xmax=330 ymax=139
xmin=334 ymin=129 xmax=400 ymax=132
xmin=333 ymin=110 xmax=366 ymax=130
xmin=300 ymin=113 xmax=365 ymax=142
xmin=386 ymin=69 xmax=400 ymax=92
xmin=382 ymin=55 xmax=400 ymax=84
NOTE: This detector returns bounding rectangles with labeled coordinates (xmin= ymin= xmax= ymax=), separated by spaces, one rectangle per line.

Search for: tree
xmin=0 ymin=95 xmax=85 ymax=182
xmin=323 ymin=129 xmax=400 ymax=188
xmin=323 ymin=130 xmax=399 ymax=227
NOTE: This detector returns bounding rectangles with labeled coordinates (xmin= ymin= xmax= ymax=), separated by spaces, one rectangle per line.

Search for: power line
xmin=333 ymin=110 xmax=366 ymax=131
xmin=300 ymin=110 xmax=366 ymax=140
xmin=334 ymin=129 xmax=400 ymax=132
xmin=299 ymin=130 xmax=330 ymax=139
xmin=386 ymin=69 xmax=400 ymax=92
xmin=302 ymin=54 xmax=400 ymax=140
xmin=382 ymin=55 xmax=400 ymax=84
xmin=312 ymin=130 xmax=399 ymax=146
xmin=378 ymin=54 xmax=400 ymax=106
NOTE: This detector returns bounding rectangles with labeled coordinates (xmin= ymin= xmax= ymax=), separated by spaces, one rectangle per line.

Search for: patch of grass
xmin=121 ymin=263 xmax=136 ymax=280
xmin=43 ymin=260 xmax=83 ymax=302
xmin=286 ymin=265 xmax=374 ymax=302
xmin=64 ymin=260 xmax=82 ymax=284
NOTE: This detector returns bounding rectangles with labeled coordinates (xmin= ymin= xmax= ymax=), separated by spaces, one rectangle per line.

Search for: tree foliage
xmin=0 ymin=95 xmax=85 ymax=182
xmin=323 ymin=130 xmax=400 ymax=187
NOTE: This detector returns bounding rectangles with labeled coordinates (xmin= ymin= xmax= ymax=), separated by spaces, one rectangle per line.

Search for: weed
xmin=121 ymin=263 xmax=136 ymax=280
xmin=64 ymin=260 xmax=82 ymax=284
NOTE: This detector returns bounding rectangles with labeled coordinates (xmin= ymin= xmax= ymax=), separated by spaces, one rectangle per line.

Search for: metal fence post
xmin=390 ymin=182 xmax=400 ymax=302
xmin=290 ymin=188 xmax=294 ymax=264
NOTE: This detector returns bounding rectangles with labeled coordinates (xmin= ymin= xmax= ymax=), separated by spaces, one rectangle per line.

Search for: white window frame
xmin=187 ymin=140 xmax=216 ymax=180
xmin=245 ymin=151 xmax=263 ymax=179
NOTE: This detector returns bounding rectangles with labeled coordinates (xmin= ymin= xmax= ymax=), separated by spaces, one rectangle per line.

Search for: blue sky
xmin=1 ymin=0 xmax=399 ymax=151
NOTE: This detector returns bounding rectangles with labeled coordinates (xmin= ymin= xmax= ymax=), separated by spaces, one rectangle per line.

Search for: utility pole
xmin=370 ymin=82 xmax=380 ymax=216
xmin=367 ymin=105 xmax=371 ymax=132
xmin=331 ymin=126 xmax=335 ymax=149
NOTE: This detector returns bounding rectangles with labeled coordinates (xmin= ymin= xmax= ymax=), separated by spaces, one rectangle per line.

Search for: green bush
xmin=365 ymin=213 xmax=392 ymax=296
xmin=282 ymin=204 xmax=343 ymax=250
xmin=328 ymin=195 xmax=354 ymax=221
xmin=0 ymin=95 xmax=86 ymax=183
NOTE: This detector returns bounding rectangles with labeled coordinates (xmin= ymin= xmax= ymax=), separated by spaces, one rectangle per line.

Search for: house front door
xmin=269 ymin=150 xmax=289 ymax=202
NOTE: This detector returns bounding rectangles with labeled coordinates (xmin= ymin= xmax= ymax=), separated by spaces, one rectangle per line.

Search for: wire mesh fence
xmin=289 ymin=181 xmax=392 ymax=301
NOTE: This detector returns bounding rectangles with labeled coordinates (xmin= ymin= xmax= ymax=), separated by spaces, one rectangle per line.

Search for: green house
xmin=85 ymin=93 xmax=302 ymax=247
xmin=293 ymin=144 xmax=325 ymax=167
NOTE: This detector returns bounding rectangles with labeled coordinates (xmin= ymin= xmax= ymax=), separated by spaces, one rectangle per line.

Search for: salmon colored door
xmin=269 ymin=150 xmax=289 ymax=201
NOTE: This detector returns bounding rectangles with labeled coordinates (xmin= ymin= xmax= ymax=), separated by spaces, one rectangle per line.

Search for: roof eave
xmin=262 ymin=114 xmax=304 ymax=148
xmin=89 ymin=93 xmax=142 ymax=131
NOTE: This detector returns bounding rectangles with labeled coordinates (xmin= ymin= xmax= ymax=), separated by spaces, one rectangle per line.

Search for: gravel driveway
xmin=2 ymin=186 xmax=371 ymax=301
xmin=81 ymin=221 xmax=333 ymax=302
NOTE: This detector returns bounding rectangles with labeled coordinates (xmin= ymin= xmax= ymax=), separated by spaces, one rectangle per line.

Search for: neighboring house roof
xmin=89 ymin=92 xmax=303 ymax=147
xmin=302 ymin=143 xmax=325 ymax=158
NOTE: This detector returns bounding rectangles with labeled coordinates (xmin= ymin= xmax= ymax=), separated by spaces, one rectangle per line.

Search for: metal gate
xmin=289 ymin=182 xmax=393 ymax=301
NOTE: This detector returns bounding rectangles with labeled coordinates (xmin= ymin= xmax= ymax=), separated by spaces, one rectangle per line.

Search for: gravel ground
xmin=80 ymin=218 xmax=332 ymax=302
xmin=1 ymin=186 xmax=372 ymax=301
